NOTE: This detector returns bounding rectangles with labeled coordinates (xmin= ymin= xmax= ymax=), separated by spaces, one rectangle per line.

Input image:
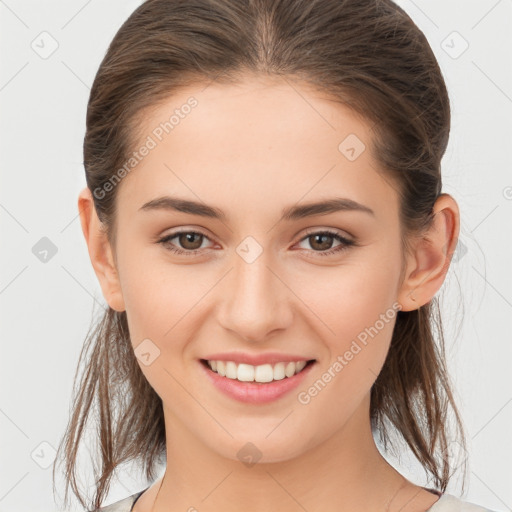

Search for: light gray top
xmin=92 ymin=489 xmax=498 ymax=512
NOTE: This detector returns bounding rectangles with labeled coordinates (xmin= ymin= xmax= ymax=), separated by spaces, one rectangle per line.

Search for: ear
xmin=397 ymin=193 xmax=460 ymax=312
xmin=78 ymin=187 xmax=126 ymax=312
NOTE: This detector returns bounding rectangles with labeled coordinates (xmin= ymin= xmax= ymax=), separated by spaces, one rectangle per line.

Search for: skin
xmin=78 ymin=75 xmax=460 ymax=512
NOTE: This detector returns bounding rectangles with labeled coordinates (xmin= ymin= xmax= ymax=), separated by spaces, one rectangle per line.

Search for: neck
xmin=150 ymin=395 xmax=424 ymax=512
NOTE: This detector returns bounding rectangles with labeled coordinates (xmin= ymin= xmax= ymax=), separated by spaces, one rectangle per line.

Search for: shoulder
xmin=89 ymin=490 xmax=145 ymax=512
xmin=430 ymin=494 xmax=499 ymax=512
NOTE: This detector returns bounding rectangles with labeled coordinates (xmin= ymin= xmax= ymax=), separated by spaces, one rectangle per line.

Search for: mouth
xmin=199 ymin=357 xmax=317 ymax=403
xmin=200 ymin=358 xmax=316 ymax=384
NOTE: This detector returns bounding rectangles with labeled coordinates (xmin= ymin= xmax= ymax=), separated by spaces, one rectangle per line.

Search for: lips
xmin=199 ymin=357 xmax=316 ymax=403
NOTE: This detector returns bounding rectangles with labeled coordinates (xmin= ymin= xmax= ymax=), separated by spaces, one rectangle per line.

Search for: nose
xmin=216 ymin=247 xmax=293 ymax=343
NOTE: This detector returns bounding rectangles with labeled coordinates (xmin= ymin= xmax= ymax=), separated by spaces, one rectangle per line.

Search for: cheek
xmin=295 ymin=295 xmax=398 ymax=433
xmin=116 ymin=244 xmax=201 ymax=342
xmin=296 ymin=255 xmax=400 ymax=342
xmin=293 ymin=256 xmax=400 ymax=396
xmin=116 ymin=251 xmax=205 ymax=401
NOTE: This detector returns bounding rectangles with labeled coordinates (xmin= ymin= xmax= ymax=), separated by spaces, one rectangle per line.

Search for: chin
xmin=208 ymin=431 xmax=314 ymax=466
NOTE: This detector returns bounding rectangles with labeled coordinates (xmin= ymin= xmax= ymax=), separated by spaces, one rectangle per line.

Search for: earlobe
xmin=77 ymin=187 xmax=126 ymax=312
xmin=397 ymin=194 xmax=460 ymax=312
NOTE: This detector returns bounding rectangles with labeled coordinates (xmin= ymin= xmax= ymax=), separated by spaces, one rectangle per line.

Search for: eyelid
xmin=156 ymin=226 xmax=213 ymax=242
xmin=158 ymin=226 xmax=353 ymax=247
xmin=300 ymin=226 xmax=354 ymax=241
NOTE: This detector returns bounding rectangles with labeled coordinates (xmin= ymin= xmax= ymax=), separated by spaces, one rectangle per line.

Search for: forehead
xmin=116 ymin=76 xmax=398 ymax=222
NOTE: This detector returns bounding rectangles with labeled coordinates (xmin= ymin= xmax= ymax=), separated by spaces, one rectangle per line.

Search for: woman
xmin=53 ymin=0 xmax=497 ymax=511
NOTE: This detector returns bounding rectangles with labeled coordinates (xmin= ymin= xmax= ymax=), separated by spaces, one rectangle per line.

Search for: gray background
xmin=1 ymin=0 xmax=511 ymax=510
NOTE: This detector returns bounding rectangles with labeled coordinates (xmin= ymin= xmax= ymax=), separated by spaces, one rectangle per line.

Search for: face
xmin=92 ymin=75 xmax=416 ymax=463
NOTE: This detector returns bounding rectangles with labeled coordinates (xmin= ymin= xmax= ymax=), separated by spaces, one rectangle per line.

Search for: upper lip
xmin=201 ymin=352 xmax=315 ymax=366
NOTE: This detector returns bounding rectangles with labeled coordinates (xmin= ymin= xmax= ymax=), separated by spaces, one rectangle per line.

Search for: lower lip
xmin=199 ymin=360 xmax=316 ymax=404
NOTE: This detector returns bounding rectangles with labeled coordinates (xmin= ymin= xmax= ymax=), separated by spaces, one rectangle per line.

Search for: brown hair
xmin=53 ymin=0 xmax=466 ymax=509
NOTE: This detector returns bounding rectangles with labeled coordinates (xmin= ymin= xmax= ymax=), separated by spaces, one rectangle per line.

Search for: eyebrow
xmin=139 ymin=195 xmax=375 ymax=221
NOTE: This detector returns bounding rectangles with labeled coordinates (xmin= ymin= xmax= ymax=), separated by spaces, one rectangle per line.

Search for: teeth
xmin=206 ymin=359 xmax=309 ymax=383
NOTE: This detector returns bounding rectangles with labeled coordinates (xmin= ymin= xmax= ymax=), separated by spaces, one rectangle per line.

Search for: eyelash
xmin=157 ymin=229 xmax=356 ymax=258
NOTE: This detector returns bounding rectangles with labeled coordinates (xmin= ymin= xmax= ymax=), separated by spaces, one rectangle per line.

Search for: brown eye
xmin=307 ymin=233 xmax=336 ymax=251
xmin=296 ymin=230 xmax=356 ymax=257
xmin=176 ymin=232 xmax=204 ymax=250
xmin=157 ymin=230 xmax=213 ymax=256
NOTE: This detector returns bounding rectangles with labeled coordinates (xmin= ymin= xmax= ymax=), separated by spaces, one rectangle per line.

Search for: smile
xmin=204 ymin=359 xmax=313 ymax=383
xmin=199 ymin=358 xmax=317 ymax=404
